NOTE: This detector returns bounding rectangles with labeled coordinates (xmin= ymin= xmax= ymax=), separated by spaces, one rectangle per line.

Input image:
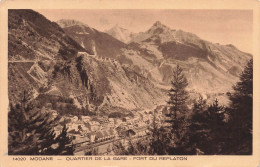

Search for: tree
xmin=148 ymin=109 xmax=169 ymax=155
xmin=185 ymin=98 xmax=226 ymax=155
xmin=51 ymin=126 xmax=74 ymax=155
xmin=8 ymin=90 xmax=73 ymax=155
xmin=203 ymin=98 xmax=226 ymax=154
xmin=185 ymin=96 xmax=208 ymax=154
xmin=112 ymin=141 xmax=128 ymax=155
xmin=225 ymin=59 xmax=253 ymax=154
xmin=166 ymin=65 xmax=189 ymax=154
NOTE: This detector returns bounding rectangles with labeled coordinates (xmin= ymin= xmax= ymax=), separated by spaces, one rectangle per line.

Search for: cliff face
xmin=76 ymin=55 xmax=165 ymax=110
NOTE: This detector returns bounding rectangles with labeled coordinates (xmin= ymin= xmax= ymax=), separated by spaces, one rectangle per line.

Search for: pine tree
xmin=185 ymin=98 xmax=226 ymax=155
xmin=149 ymin=109 xmax=169 ymax=155
xmin=186 ymin=96 xmax=208 ymax=154
xmin=203 ymin=98 xmax=226 ymax=154
xmin=50 ymin=126 xmax=74 ymax=155
xmin=8 ymin=90 xmax=73 ymax=155
xmin=112 ymin=141 xmax=128 ymax=155
xmin=225 ymin=59 xmax=253 ymax=154
xmin=166 ymin=65 xmax=189 ymax=154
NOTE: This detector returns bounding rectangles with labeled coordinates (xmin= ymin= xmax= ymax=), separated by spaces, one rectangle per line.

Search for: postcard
xmin=0 ymin=0 xmax=259 ymax=166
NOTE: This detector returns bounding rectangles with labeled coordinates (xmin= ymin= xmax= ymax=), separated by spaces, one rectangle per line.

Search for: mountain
xmin=8 ymin=9 xmax=252 ymax=115
xmin=105 ymin=25 xmax=135 ymax=43
xmin=8 ymin=10 xmax=86 ymax=61
xmin=123 ymin=21 xmax=252 ymax=98
xmin=8 ymin=10 xmax=165 ymax=113
xmin=8 ymin=9 xmax=87 ymax=103
xmin=56 ymin=19 xmax=126 ymax=59
xmin=56 ymin=19 xmax=252 ymax=104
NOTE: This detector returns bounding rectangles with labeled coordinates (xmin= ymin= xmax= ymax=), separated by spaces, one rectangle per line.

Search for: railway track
xmin=74 ymin=134 xmax=151 ymax=153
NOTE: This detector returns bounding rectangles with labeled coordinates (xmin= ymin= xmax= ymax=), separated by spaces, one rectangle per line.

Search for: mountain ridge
xmin=8 ymin=10 xmax=252 ymax=114
xmin=56 ymin=19 xmax=252 ymax=100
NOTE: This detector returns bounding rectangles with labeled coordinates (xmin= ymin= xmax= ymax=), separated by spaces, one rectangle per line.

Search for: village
xmin=49 ymin=107 xmax=165 ymax=154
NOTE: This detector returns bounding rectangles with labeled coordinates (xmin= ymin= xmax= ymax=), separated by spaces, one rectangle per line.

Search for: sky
xmin=36 ymin=9 xmax=253 ymax=53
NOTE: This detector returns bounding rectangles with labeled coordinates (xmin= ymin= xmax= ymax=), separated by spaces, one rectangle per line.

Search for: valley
xmin=8 ymin=9 xmax=252 ymax=155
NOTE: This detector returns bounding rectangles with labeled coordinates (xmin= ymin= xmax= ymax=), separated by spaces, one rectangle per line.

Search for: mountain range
xmin=8 ymin=10 xmax=252 ymax=114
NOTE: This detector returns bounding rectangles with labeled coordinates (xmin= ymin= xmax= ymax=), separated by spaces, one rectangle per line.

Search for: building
xmin=87 ymin=132 xmax=96 ymax=143
xmin=81 ymin=116 xmax=91 ymax=123
xmin=94 ymin=129 xmax=115 ymax=142
xmin=72 ymin=116 xmax=79 ymax=122
xmin=86 ymin=121 xmax=100 ymax=131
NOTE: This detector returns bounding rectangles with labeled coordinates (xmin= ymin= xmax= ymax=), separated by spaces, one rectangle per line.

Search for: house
xmin=71 ymin=123 xmax=79 ymax=131
xmin=133 ymin=115 xmax=140 ymax=122
xmin=103 ymin=131 xmax=109 ymax=140
xmin=72 ymin=116 xmax=79 ymax=122
xmin=72 ymin=134 xmax=90 ymax=146
xmin=114 ymin=119 xmax=122 ymax=127
xmin=59 ymin=117 xmax=65 ymax=123
xmin=67 ymin=123 xmax=73 ymax=131
xmin=127 ymin=124 xmax=134 ymax=129
xmin=100 ymin=122 xmax=111 ymax=130
xmin=125 ymin=117 xmax=131 ymax=122
xmin=95 ymin=131 xmax=103 ymax=142
xmin=81 ymin=116 xmax=91 ymax=123
xmin=87 ymin=121 xmax=100 ymax=131
xmin=77 ymin=52 xmax=89 ymax=57
xmin=87 ymin=132 xmax=96 ymax=143
xmin=133 ymin=125 xmax=148 ymax=137
xmin=81 ymin=125 xmax=89 ymax=132
xmin=99 ymin=116 xmax=109 ymax=124
xmin=108 ymin=118 xmax=114 ymax=122
xmin=94 ymin=129 xmax=115 ymax=142
xmin=108 ymin=122 xmax=114 ymax=128
xmin=67 ymin=120 xmax=84 ymax=132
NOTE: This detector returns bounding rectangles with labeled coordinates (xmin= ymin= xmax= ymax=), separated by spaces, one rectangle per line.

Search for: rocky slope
xmin=8 ymin=10 xmax=87 ymax=103
xmin=8 ymin=10 xmax=86 ymax=61
xmin=8 ymin=10 xmax=165 ymax=113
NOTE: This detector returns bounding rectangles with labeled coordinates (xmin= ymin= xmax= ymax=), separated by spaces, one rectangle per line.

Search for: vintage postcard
xmin=0 ymin=0 xmax=259 ymax=166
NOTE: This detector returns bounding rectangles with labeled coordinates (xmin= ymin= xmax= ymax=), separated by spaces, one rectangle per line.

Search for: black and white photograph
xmin=7 ymin=9 xmax=253 ymax=156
